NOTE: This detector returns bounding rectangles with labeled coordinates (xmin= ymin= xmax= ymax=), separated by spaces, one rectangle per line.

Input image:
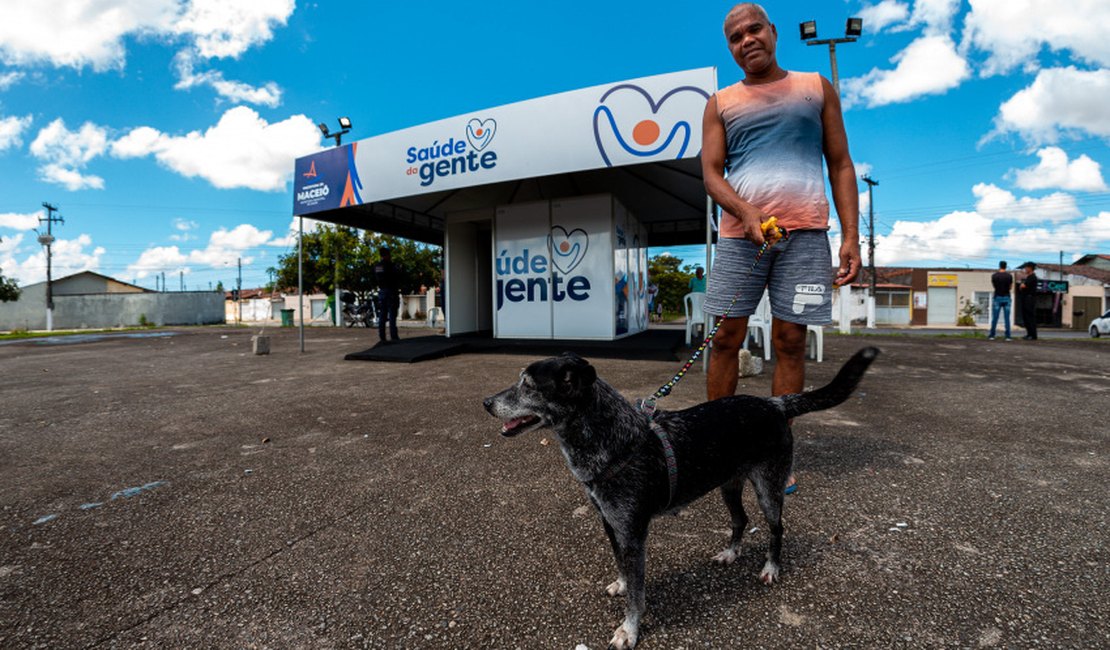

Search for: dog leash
xmin=635 ymin=218 xmax=789 ymax=507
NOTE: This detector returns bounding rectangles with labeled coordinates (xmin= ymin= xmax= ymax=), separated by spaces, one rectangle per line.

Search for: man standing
xmin=374 ymin=246 xmax=400 ymax=343
xmin=1017 ymin=261 xmax=1039 ymax=340
xmin=688 ymin=266 xmax=707 ymax=293
xmin=701 ymin=3 xmax=861 ymax=492
xmin=988 ymin=261 xmax=1013 ymax=340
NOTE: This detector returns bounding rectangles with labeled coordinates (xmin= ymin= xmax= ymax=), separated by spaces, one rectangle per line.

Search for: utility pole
xmin=38 ymin=202 xmax=64 ymax=331
xmin=861 ymin=176 xmax=879 ymax=328
xmin=237 ymin=257 xmax=243 ymax=325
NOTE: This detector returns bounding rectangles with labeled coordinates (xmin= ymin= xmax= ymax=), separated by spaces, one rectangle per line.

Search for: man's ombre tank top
xmin=715 ymin=71 xmax=830 ymax=237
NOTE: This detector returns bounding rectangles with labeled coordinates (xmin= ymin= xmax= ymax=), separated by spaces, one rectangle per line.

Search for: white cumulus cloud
xmin=858 ymin=1 xmax=910 ymax=33
xmin=991 ymin=67 xmax=1110 ymax=145
xmin=173 ymin=51 xmax=282 ymax=107
xmin=1 ymin=234 xmax=105 ymax=285
xmin=127 ymin=245 xmax=188 ymax=279
xmin=0 ymin=0 xmax=293 ymax=71
xmin=128 ymin=222 xmax=277 ymax=279
xmin=272 ymin=216 xmax=327 ymax=247
xmin=29 ymin=119 xmax=109 ymax=190
xmin=111 ymin=106 xmax=321 ymax=191
xmin=0 ymin=114 xmax=32 ymax=152
xmin=0 ymin=0 xmax=178 ymax=71
xmin=908 ymin=0 xmax=961 ymax=35
xmin=843 ymin=35 xmax=970 ymax=108
xmin=997 ymin=212 xmax=1110 ymax=255
xmin=875 ymin=210 xmax=993 ymax=264
xmin=1010 ymin=147 xmax=1107 ymax=192
xmin=962 ymin=0 xmax=1110 ymax=76
xmin=172 ymin=0 xmax=295 ymax=59
xmin=972 ymin=183 xmax=1079 ymax=224
xmin=0 ymin=70 xmax=25 ymax=90
xmin=0 ymin=211 xmax=43 ymax=231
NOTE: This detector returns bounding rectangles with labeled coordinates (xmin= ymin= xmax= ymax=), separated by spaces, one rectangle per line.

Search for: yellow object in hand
xmin=761 ymin=216 xmax=786 ymax=244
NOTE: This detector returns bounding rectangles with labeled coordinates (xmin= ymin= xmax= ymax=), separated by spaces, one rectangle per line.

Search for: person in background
xmin=987 ymin=260 xmax=1013 ymax=341
xmin=1017 ymin=261 xmax=1038 ymax=340
xmin=374 ymin=246 xmax=400 ymax=343
xmin=688 ymin=267 xmax=707 ymax=293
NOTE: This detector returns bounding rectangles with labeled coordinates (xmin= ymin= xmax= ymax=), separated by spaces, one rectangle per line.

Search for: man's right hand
xmin=738 ymin=206 xmax=767 ymax=247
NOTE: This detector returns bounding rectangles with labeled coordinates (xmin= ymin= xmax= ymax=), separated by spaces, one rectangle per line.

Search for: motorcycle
xmin=341 ymin=291 xmax=378 ymax=328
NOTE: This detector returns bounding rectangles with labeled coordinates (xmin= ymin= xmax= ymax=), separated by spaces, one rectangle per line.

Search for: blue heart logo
xmin=548 ymin=226 xmax=589 ymax=274
xmin=592 ymin=83 xmax=710 ymax=166
xmin=466 ymin=118 xmax=497 ymax=151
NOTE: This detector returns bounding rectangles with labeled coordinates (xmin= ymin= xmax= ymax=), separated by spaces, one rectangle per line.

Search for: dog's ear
xmin=558 ymin=352 xmax=596 ymax=397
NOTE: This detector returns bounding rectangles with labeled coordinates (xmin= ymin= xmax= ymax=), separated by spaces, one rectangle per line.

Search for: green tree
xmin=0 ymin=268 xmax=19 ymax=302
xmin=273 ymin=226 xmax=441 ymax=301
xmin=648 ymin=254 xmax=694 ymax=315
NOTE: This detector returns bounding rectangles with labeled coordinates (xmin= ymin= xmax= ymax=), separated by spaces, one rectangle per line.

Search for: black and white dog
xmin=484 ymin=347 xmax=879 ymax=649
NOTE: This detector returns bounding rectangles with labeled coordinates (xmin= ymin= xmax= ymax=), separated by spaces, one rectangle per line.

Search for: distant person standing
xmin=688 ymin=267 xmax=707 ymax=293
xmin=1016 ymin=261 xmax=1038 ymax=340
xmin=987 ymin=261 xmax=1013 ymax=341
xmin=647 ymin=282 xmax=659 ymax=321
xmin=374 ymin=246 xmax=400 ymax=343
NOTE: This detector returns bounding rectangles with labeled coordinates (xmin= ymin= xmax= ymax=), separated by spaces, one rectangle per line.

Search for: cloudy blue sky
xmin=0 ymin=0 xmax=1107 ymax=291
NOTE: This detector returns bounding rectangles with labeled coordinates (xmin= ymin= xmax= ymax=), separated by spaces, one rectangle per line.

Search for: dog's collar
xmin=637 ymin=399 xmax=679 ymax=508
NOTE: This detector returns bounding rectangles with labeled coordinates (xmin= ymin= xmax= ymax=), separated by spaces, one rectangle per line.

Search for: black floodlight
xmin=799 ymin=20 xmax=817 ymax=41
xmin=317 ymin=117 xmax=352 ymax=147
xmin=845 ymin=17 xmax=863 ymax=37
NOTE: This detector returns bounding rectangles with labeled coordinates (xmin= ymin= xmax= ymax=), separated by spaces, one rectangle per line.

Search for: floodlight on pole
xmin=317 ymin=117 xmax=352 ymax=147
xmin=799 ymin=17 xmax=863 ymax=96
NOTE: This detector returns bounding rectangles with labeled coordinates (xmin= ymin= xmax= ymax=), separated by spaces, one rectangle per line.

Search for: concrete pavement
xmin=0 ymin=326 xmax=1106 ymax=648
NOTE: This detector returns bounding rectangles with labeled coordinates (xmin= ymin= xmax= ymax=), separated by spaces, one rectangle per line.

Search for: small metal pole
xmin=298 ymin=215 xmax=305 ymax=353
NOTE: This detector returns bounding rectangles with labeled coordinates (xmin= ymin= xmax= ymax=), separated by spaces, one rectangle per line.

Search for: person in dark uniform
xmin=374 ymin=246 xmax=400 ymax=343
xmin=1016 ymin=261 xmax=1038 ymax=340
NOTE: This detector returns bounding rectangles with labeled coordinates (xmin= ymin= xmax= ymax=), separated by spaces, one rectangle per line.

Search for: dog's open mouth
xmin=501 ymin=415 xmax=541 ymax=437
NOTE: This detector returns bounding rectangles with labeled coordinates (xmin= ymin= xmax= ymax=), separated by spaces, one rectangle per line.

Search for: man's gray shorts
xmin=704 ymin=230 xmax=833 ymax=325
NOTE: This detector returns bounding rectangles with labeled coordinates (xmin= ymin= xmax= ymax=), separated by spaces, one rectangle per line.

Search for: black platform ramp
xmin=344 ymin=328 xmax=686 ymax=363
xmin=343 ymin=336 xmax=468 ymax=363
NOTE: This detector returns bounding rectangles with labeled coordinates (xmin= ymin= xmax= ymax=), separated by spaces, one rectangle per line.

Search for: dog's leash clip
xmin=636 ymin=397 xmax=658 ymax=420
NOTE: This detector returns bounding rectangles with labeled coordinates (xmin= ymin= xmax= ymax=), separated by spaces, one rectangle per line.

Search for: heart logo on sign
xmin=592 ymin=83 xmax=710 ymax=166
xmin=466 ymin=118 xmax=497 ymax=151
xmin=548 ymin=226 xmax=589 ymax=274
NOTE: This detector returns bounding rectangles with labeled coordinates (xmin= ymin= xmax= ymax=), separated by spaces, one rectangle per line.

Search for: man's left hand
xmin=835 ymin=241 xmax=861 ymax=287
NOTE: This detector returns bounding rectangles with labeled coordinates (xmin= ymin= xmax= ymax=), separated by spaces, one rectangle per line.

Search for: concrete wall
xmin=0 ymin=285 xmax=224 ymax=331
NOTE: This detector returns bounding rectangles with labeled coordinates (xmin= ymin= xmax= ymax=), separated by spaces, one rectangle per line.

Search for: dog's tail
xmin=779 ymin=346 xmax=880 ymax=419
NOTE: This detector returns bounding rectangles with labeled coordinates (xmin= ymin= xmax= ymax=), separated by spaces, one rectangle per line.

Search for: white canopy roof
xmin=292 ymin=67 xmax=717 ymax=246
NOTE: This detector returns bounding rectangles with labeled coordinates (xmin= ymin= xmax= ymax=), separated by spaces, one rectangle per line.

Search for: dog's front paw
xmin=608 ymin=622 xmax=638 ymax=649
xmin=605 ymin=577 xmax=627 ymax=597
xmin=759 ymin=559 xmax=780 ymax=585
xmin=712 ymin=548 xmax=740 ymax=565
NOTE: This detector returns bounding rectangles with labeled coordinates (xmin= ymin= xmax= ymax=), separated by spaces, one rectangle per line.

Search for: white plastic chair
xmin=743 ymin=290 xmax=772 ymax=361
xmin=806 ymin=324 xmax=824 ymax=362
xmin=684 ymin=292 xmax=706 ymax=346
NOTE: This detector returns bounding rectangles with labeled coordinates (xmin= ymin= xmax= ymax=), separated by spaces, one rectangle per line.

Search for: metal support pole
xmin=806 ymin=36 xmax=856 ymax=96
xmin=861 ymin=175 xmax=879 ymax=328
xmin=298 ymin=216 xmax=305 ymax=353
